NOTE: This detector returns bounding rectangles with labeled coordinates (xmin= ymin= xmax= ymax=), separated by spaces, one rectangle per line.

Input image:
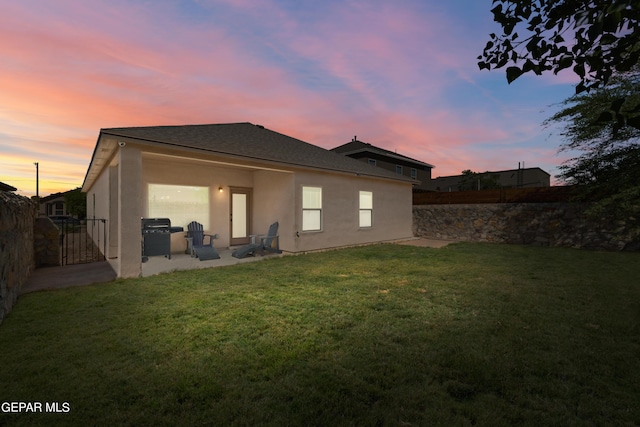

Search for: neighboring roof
xmin=84 ymin=123 xmax=417 ymax=189
xmin=433 ymin=167 xmax=550 ymax=180
xmin=331 ymin=139 xmax=435 ymax=169
xmin=39 ymin=191 xmax=68 ymax=203
xmin=0 ymin=181 xmax=17 ymax=192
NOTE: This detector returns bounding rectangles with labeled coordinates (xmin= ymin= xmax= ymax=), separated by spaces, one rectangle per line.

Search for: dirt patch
xmin=395 ymin=238 xmax=459 ymax=248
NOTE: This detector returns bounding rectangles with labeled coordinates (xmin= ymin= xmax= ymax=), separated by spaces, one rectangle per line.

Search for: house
xmin=430 ymin=167 xmax=551 ymax=191
xmin=38 ymin=191 xmax=69 ymax=217
xmin=81 ymin=123 xmax=417 ymax=278
xmin=331 ymin=138 xmax=435 ymax=191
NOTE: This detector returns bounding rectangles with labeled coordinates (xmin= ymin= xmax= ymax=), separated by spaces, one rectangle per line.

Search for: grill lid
xmin=141 ymin=218 xmax=171 ymax=230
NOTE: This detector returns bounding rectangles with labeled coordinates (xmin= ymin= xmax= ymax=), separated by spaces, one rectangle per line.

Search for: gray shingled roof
xmin=332 ymin=140 xmax=434 ymax=168
xmin=100 ymin=123 xmax=415 ymax=182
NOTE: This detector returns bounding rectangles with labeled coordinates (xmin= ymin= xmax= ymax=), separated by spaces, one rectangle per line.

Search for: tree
xmin=64 ymin=188 xmax=87 ymax=219
xmin=458 ymin=170 xmax=501 ymax=191
xmin=545 ymin=69 xmax=640 ymax=223
xmin=478 ymin=0 xmax=640 ymax=129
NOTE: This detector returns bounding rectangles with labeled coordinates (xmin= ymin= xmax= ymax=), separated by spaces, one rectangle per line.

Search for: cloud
xmin=1 ymin=0 xmax=575 ymax=196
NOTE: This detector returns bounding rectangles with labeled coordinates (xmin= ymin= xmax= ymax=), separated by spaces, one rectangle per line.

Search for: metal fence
xmin=58 ymin=218 xmax=107 ymax=265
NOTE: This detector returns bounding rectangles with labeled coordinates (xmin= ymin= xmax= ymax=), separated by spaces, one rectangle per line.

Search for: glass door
xmin=230 ymin=188 xmax=252 ymax=246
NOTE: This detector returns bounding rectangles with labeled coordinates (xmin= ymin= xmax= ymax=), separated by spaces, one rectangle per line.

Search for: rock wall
xmin=413 ymin=203 xmax=640 ymax=251
xmin=34 ymin=217 xmax=60 ymax=267
xmin=0 ymin=192 xmax=37 ymax=323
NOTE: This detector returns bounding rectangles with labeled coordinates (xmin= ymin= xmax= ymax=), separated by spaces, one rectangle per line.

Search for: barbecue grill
xmin=141 ymin=218 xmax=181 ymax=260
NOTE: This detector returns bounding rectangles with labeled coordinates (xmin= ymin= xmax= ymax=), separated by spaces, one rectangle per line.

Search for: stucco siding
xmin=118 ymin=145 xmax=143 ymax=278
xmin=292 ymin=170 xmax=413 ymax=252
xmin=143 ymin=155 xmax=252 ymax=250
xmin=141 ymin=157 xmax=412 ymax=254
xmin=142 ymin=155 xmax=296 ymax=251
xmin=85 ymin=161 xmax=112 ymax=257
xmin=253 ymin=170 xmax=295 ymax=250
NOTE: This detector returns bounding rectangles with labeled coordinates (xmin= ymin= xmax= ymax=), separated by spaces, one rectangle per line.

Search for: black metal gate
xmin=58 ymin=218 xmax=107 ymax=265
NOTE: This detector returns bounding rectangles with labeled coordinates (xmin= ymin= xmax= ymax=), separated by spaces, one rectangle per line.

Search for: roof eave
xmin=339 ymin=148 xmax=435 ymax=168
xmin=83 ymin=131 xmax=415 ymax=188
xmin=81 ymin=131 xmax=119 ymax=192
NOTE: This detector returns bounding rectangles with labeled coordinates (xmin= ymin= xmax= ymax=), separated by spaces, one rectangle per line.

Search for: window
xmin=396 ymin=165 xmax=403 ymax=175
xmin=368 ymin=159 xmax=377 ymax=166
xmin=302 ymin=186 xmax=322 ymax=231
xmin=359 ymin=191 xmax=373 ymax=228
xmin=411 ymin=168 xmax=417 ymax=179
xmin=148 ymin=184 xmax=209 ymax=230
xmin=55 ymin=202 xmax=64 ymax=215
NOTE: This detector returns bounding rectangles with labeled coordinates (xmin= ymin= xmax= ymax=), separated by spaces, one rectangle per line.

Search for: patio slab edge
xmin=21 ymin=262 xmax=117 ymax=294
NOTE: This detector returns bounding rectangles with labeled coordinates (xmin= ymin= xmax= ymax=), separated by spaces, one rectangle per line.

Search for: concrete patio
xmin=139 ymin=248 xmax=283 ymax=277
xmin=21 ymin=261 xmax=117 ymax=294
xmin=21 ymin=248 xmax=282 ymax=294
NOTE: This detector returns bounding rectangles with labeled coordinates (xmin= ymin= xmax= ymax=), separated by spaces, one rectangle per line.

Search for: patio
xmin=139 ymin=247 xmax=283 ymax=277
xmin=20 ymin=249 xmax=282 ymax=294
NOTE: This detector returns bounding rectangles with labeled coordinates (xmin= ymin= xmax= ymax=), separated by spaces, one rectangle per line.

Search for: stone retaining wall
xmin=34 ymin=217 xmax=60 ymax=267
xmin=0 ymin=192 xmax=37 ymax=323
xmin=413 ymin=203 xmax=640 ymax=251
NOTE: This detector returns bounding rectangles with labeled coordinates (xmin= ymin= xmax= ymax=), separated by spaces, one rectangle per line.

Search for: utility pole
xmin=34 ymin=162 xmax=39 ymax=199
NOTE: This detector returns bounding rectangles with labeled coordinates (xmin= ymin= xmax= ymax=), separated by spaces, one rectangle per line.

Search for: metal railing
xmin=57 ymin=218 xmax=107 ymax=265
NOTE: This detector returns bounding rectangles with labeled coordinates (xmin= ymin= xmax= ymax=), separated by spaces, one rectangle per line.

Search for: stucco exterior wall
xmin=85 ymin=161 xmax=114 ymax=258
xmin=292 ymin=170 xmax=413 ymax=252
xmin=143 ymin=156 xmax=246 ymax=251
xmin=347 ymin=155 xmax=431 ymax=190
xmin=138 ymin=154 xmax=413 ymax=254
xmin=253 ymin=170 xmax=295 ymax=249
xmin=142 ymin=155 xmax=295 ymax=251
xmin=118 ymin=145 xmax=143 ymax=278
xmin=85 ymin=143 xmax=143 ymax=277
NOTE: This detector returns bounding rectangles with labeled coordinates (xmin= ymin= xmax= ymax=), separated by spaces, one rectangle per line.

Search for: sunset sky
xmin=1 ymin=0 xmax=579 ymax=197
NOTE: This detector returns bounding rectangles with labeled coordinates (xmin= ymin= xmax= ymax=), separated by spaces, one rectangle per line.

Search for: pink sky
xmin=0 ymin=0 xmax=577 ymax=197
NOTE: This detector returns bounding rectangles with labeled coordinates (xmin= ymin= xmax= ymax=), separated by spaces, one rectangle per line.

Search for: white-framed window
xmin=411 ymin=168 xmax=417 ymax=179
xmin=368 ymin=159 xmax=377 ymax=166
xmin=396 ymin=165 xmax=403 ymax=175
xmin=359 ymin=191 xmax=373 ymax=228
xmin=302 ymin=186 xmax=322 ymax=231
xmin=148 ymin=184 xmax=209 ymax=230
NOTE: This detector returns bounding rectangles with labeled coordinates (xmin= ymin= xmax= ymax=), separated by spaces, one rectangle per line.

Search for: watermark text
xmin=1 ymin=402 xmax=70 ymax=413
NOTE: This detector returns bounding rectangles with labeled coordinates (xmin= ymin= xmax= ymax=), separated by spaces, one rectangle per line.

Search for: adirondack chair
xmin=186 ymin=221 xmax=220 ymax=261
xmin=232 ymin=221 xmax=281 ymax=259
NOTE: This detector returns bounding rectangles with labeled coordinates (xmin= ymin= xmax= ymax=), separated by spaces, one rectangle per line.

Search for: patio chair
xmin=232 ymin=221 xmax=282 ymax=259
xmin=186 ymin=221 xmax=220 ymax=261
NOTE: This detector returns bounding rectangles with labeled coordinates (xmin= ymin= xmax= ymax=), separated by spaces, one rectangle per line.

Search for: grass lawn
xmin=1 ymin=242 xmax=639 ymax=426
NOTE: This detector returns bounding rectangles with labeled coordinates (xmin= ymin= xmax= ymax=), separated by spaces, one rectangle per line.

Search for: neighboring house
xmin=331 ymin=138 xmax=435 ymax=191
xmin=430 ymin=167 xmax=551 ymax=191
xmin=38 ymin=192 xmax=69 ymax=217
xmin=0 ymin=182 xmax=17 ymax=192
xmin=81 ymin=123 xmax=417 ymax=278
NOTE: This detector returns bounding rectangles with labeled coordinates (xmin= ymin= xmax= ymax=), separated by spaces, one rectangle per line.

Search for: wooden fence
xmin=413 ymin=186 xmax=576 ymax=205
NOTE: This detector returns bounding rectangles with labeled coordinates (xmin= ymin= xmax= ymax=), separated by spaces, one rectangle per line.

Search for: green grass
xmin=1 ymin=243 xmax=639 ymax=426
